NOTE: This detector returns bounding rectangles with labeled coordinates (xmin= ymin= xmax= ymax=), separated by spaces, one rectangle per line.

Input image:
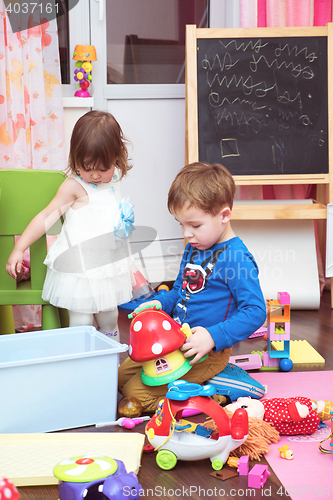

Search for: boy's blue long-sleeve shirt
xmin=158 ymin=237 xmax=267 ymax=352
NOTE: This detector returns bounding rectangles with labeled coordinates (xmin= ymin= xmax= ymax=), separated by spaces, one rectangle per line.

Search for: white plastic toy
xmin=145 ymin=380 xmax=248 ymax=470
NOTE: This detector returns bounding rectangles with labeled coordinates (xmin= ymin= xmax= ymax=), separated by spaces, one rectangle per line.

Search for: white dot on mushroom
xmin=162 ymin=320 xmax=171 ymax=330
xmin=152 ymin=343 xmax=163 ymax=355
xmin=133 ymin=321 xmax=142 ymax=332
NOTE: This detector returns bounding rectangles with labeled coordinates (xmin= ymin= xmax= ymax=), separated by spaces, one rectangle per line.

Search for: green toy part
xmin=53 ymin=455 xmax=118 ymax=483
xmin=128 ymin=303 xmax=162 ymax=319
xmin=140 ymin=359 xmax=193 ymax=386
xmin=140 ymin=353 xmax=208 ymax=386
xmin=156 ymin=450 xmax=177 ymax=470
xmin=212 ymin=458 xmax=223 ymax=470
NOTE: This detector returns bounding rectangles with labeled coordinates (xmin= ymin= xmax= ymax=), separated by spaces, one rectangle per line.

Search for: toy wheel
xmin=212 ymin=458 xmax=223 ymax=470
xmin=156 ymin=450 xmax=177 ymax=470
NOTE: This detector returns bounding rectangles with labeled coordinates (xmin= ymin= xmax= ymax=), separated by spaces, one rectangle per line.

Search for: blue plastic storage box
xmin=0 ymin=326 xmax=128 ymax=433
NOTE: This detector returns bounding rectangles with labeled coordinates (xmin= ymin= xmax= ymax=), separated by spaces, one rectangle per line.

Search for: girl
xmin=6 ymin=110 xmax=136 ymax=341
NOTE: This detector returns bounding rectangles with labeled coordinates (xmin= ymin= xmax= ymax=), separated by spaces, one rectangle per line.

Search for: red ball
xmin=79 ymin=80 xmax=90 ymax=90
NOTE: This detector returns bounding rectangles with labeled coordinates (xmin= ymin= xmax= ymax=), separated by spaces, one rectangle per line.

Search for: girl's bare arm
xmin=6 ymin=179 xmax=81 ymax=279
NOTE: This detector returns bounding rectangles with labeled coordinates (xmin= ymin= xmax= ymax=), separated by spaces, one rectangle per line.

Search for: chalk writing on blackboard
xmin=197 ymin=37 xmax=328 ymax=176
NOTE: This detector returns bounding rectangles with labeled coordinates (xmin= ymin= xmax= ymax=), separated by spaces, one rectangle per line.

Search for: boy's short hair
xmin=168 ymin=162 xmax=236 ymax=215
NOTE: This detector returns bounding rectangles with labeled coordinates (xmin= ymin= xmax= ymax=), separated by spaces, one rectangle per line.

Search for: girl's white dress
xmin=42 ymin=173 xmax=134 ymax=313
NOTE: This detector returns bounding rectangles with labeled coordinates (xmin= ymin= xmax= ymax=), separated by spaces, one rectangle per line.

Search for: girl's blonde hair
xmin=168 ymin=162 xmax=236 ymax=215
xmin=67 ymin=110 xmax=132 ymax=178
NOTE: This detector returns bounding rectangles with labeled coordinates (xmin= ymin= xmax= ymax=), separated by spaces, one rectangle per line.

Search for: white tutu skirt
xmin=42 ymin=224 xmax=139 ymax=313
xmin=42 ymin=267 xmax=134 ymax=314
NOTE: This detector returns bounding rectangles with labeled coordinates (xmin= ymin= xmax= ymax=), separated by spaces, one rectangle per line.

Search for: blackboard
xmin=185 ymin=23 xmax=333 ymax=184
xmin=188 ymin=28 xmax=331 ymax=178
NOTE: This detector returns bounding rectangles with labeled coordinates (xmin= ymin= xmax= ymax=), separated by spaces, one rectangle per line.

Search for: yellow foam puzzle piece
xmin=0 ymin=432 xmax=145 ymax=487
xmin=271 ymin=340 xmax=325 ymax=364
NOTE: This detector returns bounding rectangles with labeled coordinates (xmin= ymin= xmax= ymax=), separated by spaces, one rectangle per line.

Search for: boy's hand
xmin=181 ymin=326 xmax=215 ymax=365
xmin=6 ymin=249 xmax=24 ymax=279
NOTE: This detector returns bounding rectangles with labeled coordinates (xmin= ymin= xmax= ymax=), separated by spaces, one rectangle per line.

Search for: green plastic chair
xmin=0 ymin=169 xmax=67 ymax=332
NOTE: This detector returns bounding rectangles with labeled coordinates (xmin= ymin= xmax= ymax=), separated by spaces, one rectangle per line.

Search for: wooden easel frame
xmin=185 ymin=24 xmax=333 ymax=216
xmin=185 ymin=24 xmax=333 ymax=304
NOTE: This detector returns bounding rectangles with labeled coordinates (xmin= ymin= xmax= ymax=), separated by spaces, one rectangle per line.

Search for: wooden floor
xmin=18 ymin=290 xmax=333 ymax=500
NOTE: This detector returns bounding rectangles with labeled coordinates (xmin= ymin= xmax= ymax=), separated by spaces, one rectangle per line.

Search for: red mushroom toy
xmin=0 ymin=478 xmax=20 ymax=500
xmin=128 ymin=305 xmax=206 ymax=386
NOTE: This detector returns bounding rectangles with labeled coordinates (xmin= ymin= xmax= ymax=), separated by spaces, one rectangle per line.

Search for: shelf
xmin=232 ymin=200 xmax=327 ymax=220
xmin=63 ymin=97 xmax=94 ymax=108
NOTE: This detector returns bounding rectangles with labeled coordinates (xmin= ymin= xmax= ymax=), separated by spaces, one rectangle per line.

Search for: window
xmin=58 ymin=0 xmax=208 ymax=85
xmin=106 ymin=0 xmax=208 ymax=84
xmin=56 ymin=0 xmax=70 ymax=84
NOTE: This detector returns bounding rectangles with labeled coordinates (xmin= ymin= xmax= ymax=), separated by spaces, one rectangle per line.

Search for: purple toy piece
xmin=237 ymin=455 xmax=249 ymax=476
xmin=103 ymin=471 xmax=142 ymax=499
xmin=57 ymin=458 xmax=142 ymax=500
xmin=248 ymin=464 xmax=270 ymax=489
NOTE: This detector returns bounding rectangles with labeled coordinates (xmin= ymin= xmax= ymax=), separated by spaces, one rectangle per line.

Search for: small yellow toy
xmin=227 ymin=456 xmax=240 ymax=468
xmin=278 ymin=444 xmax=294 ymax=460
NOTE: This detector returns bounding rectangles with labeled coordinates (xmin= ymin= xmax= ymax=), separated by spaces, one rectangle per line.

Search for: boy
xmin=118 ymin=162 xmax=266 ymax=411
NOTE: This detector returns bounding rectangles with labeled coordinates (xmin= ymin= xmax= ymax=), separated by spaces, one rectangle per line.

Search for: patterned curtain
xmin=0 ymin=2 xmax=66 ymax=330
xmin=0 ymin=5 xmax=66 ymax=169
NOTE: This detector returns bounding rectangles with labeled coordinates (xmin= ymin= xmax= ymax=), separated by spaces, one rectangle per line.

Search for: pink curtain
xmin=0 ymin=3 xmax=66 ymax=331
xmin=239 ymin=0 xmax=331 ymax=201
xmin=0 ymin=8 xmax=66 ymax=169
xmin=258 ymin=0 xmax=331 ymax=201
xmin=314 ymin=0 xmax=332 ymax=23
xmin=266 ymin=0 xmax=288 ymax=26
xmin=239 ymin=0 xmax=331 ymax=292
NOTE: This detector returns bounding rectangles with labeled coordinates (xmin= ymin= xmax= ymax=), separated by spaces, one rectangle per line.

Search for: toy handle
xmin=95 ymin=0 xmax=104 ymax=21
xmin=180 ymin=323 xmax=192 ymax=338
xmin=122 ymin=418 xmax=136 ymax=429
xmin=122 ymin=417 xmax=151 ymax=429
xmin=128 ymin=302 xmax=161 ymax=319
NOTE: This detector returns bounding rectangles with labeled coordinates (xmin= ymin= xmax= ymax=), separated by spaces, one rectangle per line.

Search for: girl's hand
xmin=5 ymin=179 xmax=78 ymax=281
xmin=181 ymin=326 xmax=215 ymax=365
xmin=6 ymin=249 xmax=24 ymax=279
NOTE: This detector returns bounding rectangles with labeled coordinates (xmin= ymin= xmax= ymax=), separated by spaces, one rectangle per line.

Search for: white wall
xmin=107 ymin=97 xmax=185 ymax=285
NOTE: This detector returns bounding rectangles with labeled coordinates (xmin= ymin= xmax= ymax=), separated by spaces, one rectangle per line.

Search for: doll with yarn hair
xmin=226 ymin=396 xmax=333 ymax=436
xmin=204 ymin=396 xmax=333 ymax=461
